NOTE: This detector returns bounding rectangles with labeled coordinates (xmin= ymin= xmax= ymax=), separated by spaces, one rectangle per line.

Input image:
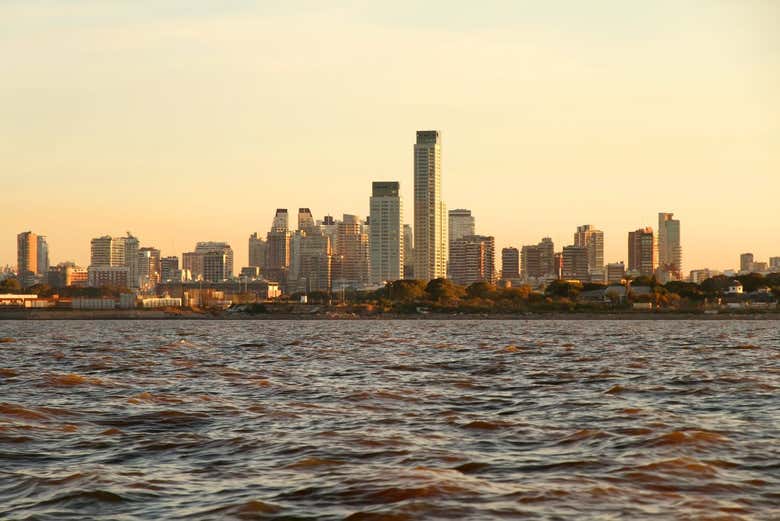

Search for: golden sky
xmin=2 ymin=1 xmax=778 ymax=272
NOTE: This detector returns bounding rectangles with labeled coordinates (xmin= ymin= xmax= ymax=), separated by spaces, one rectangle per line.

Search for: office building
xmin=370 ymin=181 xmax=404 ymax=284
xmin=88 ymin=266 xmax=129 ymax=288
xmin=195 ymin=242 xmax=234 ymax=280
xmin=413 ymin=130 xmax=447 ymax=281
xmin=449 ymin=235 xmax=495 ymax=286
xmin=628 ymin=228 xmax=655 ymax=276
xmin=89 ymin=233 xmax=139 ymax=288
xmin=297 ymin=208 xmax=316 ymax=232
xmin=501 ymin=247 xmax=520 ymax=280
xmin=658 ymin=212 xmax=682 ymax=279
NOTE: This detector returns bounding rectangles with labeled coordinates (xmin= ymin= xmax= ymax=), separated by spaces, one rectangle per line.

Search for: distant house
xmin=726 ymin=281 xmax=743 ymax=294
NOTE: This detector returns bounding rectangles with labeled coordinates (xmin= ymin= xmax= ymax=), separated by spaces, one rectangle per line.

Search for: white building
xmin=370 ymin=181 xmax=404 ymax=284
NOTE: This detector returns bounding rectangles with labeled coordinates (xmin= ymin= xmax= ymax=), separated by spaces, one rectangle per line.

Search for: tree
xmin=425 ymin=278 xmax=464 ymax=304
xmin=0 ymin=278 xmax=22 ymax=294
xmin=466 ymin=281 xmax=496 ymax=299
xmin=387 ymin=279 xmax=427 ymax=303
xmin=545 ymin=280 xmax=583 ymax=299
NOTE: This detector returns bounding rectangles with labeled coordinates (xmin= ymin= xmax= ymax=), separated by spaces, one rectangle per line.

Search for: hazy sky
xmin=2 ymin=1 xmax=778 ymax=272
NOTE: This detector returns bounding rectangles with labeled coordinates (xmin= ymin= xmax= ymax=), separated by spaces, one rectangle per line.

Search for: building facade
xmin=562 ymin=245 xmax=589 ymax=281
xmin=248 ymin=233 xmax=267 ymax=269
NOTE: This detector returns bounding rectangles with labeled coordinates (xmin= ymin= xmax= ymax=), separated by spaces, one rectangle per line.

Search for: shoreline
xmin=1 ymin=309 xmax=779 ymax=320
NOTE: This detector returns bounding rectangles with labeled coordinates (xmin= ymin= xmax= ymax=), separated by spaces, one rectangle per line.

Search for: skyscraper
xmin=449 ymin=235 xmax=495 ymax=286
xmin=88 ymin=233 xmax=138 ymax=288
xmin=297 ymin=208 xmax=316 ymax=232
xmin=657 ymin=212 xmax=682 ymax=279
xmin=370 ymin=181 xmax=404 ymax=284
xmin=501 ymin=247 xmax=520 ymax=280
xmin=413 ymin=130 xmax=447 ymax=281
xmin=266 ymin=209 xmax=291 ymax=282
xmin=16 ymin=231 xmax=38 ymax=288
xmin=628 ymin=227 xmax=655 ymax=276
xmin=160 ymin=256 xmax=179 ymax=282
xmin=574 ymin=225 xmax=604 ymax=278
xmin=448 ymin=209 xmax=475 ymax=244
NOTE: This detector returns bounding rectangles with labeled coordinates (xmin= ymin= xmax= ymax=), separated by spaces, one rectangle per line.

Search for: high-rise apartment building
xmin=448 ymin=209 xmax=475 ymax=277
xmin=248 ymin=233 xmax=267 ymax=268
xmin=606 ymin=262 xmax=626 ymax=284
xmin=37 ymin=236 xmax=49 ymax=276
xmin=770 ymin=257 xmax=780 ymax=271
xmin=657 ymin=212 xmax=682 ymax=279
xmin=137 ymin=247 xmax=161 ymax=290
xmin=89 ymin=233 xmax=139 ymax=288
xmin=271 ymin=209 xmax=289 ymax=232
xmin=160 ymin=256 xmax=179 ymax=282
xmin=501 ymin=247 xmax=520 ymax=280
xmin=333 ymin=214 xmax=369 ymax=289
xmin=449 ymin=235 xmax=495 ymax=286
xmin=574 ymin=225 xmax=604 ymax=278
xmin=413 ymin=130 xmax=447 ymax=281
xmin=628 ymin=227 xmax=655 ymax=276
xmin=521 ymin=237 xmax=556 ymax=280
xmin=195 ymin=242 xmax=234 ymax=280
xmin=17 ymin=231 xmax=38 ymax=287
xmin=369 ymin=181 xmax=404 ymax=284
xmin=740 ymin=253 xmax=754 ymax=273
xmin=562 ymin=246 xmax=589 ymax=281
xmin=298 ymin=230 xmax=332 ymax=293
xmin=182 ymin=252 xmax=204 ymax=280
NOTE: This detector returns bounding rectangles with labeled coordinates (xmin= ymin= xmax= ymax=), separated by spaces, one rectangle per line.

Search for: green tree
xmin=425 ymin=278 xmax=464 ymax=304
xmin=466 ymin=281 xmax=497 ymax=299
xmin=0 ymin=278 xmax=22 ymax=294
xmin=387 ymin=279 xmax=427 ymax=302
xmin=545 ymin=280 xmax=583 ymax=299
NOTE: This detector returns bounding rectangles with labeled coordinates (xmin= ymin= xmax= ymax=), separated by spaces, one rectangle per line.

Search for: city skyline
xmin=2 ymin=2 xmax=778 ymax=273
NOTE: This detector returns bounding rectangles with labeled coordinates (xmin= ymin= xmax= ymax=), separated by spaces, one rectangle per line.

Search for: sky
xmin=2 ymin=1 xmax=778 ymax=272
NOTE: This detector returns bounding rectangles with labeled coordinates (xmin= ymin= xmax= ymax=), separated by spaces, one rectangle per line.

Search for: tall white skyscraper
xmin=413 ymin=130 xmax=447 ymax=281
xmin=658 ymin=212 xmax=682 ymax=279
xmin=369 ymin=181 xmax=403 ymax=284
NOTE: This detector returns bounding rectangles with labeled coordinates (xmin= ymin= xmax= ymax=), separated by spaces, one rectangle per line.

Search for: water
xmin=0 ymin=319 xmax=778 ymax=520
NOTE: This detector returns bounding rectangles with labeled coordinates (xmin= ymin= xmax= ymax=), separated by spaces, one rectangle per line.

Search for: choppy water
xmin=0 ymin=320 xmax=778 ymax=520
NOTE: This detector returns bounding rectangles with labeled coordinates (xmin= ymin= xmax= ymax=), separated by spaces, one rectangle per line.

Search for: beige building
xmin=658 ymin=212 xmax=682 ymax=280
xmin=628 ymin=228 xmax=655 ymax=276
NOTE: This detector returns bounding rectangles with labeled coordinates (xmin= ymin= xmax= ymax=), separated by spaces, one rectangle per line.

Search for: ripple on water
xmin=0 ymin=319 xmax=778 ymax=520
